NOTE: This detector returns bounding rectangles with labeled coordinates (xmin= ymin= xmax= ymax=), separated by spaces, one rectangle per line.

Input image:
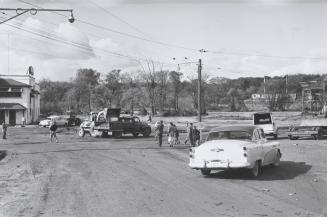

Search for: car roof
xmin=253 ymin=112 xmax=271 ymax=115
xmin=210 ymin=125 xmax=258 ymax=134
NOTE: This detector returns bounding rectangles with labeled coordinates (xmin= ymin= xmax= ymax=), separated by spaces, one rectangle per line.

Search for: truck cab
xmin=253 ymin=112 xmax=278 ymax=139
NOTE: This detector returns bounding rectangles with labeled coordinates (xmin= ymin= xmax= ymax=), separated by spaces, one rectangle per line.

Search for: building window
xmin=11 ymin=88 xmax=22 ymax=92
xmin=0 ymin=92 xmax=22 ymax=97
xmin=0 ymin=88 xmax=9 ymax=92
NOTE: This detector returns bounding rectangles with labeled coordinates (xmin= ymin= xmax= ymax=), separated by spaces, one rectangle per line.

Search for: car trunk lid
xmin=194 ymin=140 xmax=250 ymax=162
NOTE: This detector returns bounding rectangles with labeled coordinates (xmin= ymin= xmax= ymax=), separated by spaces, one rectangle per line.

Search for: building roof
xmin=210 ymin=125 xmax=257 ymax=135
xmin=0 ymin=103 xmax=26 ymax=110
xmin=0 ymin=78 xmax=30 ymax=87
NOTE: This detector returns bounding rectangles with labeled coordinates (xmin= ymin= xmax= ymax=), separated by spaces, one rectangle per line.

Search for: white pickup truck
xmin=253 ymin=112 xmax=278 ymax=139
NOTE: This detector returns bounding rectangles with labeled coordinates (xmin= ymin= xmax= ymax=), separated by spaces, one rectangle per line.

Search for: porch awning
xmin=0 ymin=103 xmax=26 ymax=110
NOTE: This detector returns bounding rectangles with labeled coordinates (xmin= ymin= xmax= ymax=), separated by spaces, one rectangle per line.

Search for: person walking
xmin=154 ymin=121 xmax=160 ymax=141
xmin=184 ymin=122 xmax=194 ymax=147
xmin=193 ymin=126 xmax=200 ymax=146
xmin=155 ymin=120 xmax=164 ymax=147
xmin=49 ymin=121 xmax=59 ymax=143
xmin=173 ymin=124 xmax=180 ymax=145
xmin=167 ymin=122 xmax=175 ymax=147
xmin=1 ymin=121 xmax=7 ymax=140
xmin=21 ymin=116 xmax=26 ymax=127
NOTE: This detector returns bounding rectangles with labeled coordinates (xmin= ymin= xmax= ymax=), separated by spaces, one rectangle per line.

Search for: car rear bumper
xmin=264 ymin=130 xmax=276 ymax=135
xmin=189 ymin=159 xmax=250 ymax=169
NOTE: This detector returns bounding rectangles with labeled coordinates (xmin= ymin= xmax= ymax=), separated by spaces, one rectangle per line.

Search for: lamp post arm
xmin=0 ymin=8 xmax=74 ymax=24
xmin=0 ymin=9 xmax=30 ymax=24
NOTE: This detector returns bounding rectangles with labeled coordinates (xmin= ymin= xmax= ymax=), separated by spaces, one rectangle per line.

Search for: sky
xmin=0 ymin=0 xmax=326 ymax=81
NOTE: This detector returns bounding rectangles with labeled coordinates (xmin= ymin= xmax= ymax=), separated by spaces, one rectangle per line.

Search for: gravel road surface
xmin=0 ymin=127 xmax=327 ymax=217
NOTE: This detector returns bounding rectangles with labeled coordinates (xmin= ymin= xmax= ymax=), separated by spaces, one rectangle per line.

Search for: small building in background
xmin=0 ymin=72 xmax=40 ymax=125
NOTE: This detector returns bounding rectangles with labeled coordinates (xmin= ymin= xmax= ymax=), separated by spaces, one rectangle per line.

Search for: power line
xmin=0 ymin=17 xmax=138 ymax=62
xmin=0 ymin=15 xmax=175 ymax=68
xmin=14 ymin=0 xmax=327 ymax=62
xmin=17 ymin=0 xmax=200 ymax=52
xmin=206 ymin=49 xmax=327 ymax=61
xmin=85 ymin=0 xmax=154 ymax=40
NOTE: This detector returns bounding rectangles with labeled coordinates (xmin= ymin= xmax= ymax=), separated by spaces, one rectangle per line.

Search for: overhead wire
xmin=85 ymin=0 xmax=154 ymax=40
xmin=206 ymin=49 xmax=327 ymax=61
xmin=83 ymin=0 xmax=178 ymax=65
xmin=16 ymin=0 xmax=200 ymax=52
xmin=10 ymin=0 xmax=327 ymax=62
xmin=0 ymin=14 xmax=176 ymax=69
xmin=0 ymin=16 xmax=139 ymax=62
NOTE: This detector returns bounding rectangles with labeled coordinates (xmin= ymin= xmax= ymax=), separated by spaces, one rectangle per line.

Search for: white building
xmin=0 ymin=74 xmax=40 ymax=125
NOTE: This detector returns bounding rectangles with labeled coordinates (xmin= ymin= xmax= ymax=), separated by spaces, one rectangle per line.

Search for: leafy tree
xmin=74 ymin=68 xmax=100 ymax=112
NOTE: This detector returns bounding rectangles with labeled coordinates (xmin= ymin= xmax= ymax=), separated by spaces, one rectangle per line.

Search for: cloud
xmin=53 ymin=22 xmax=95 ymax=59
xmin=2 ymin=17 xmax=95 ymax=60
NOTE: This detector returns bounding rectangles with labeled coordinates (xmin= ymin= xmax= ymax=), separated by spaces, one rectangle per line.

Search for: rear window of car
xmin=254 ymin=113 xmax=272 ymax=125
xmin=207 ymin=131 xmax=252 ymax=141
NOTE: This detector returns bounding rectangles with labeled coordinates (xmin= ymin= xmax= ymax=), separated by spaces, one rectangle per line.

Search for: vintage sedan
xmin=189 ymin=125 xmax=281 ymax=177
xmin=39 ymin=115 xmax=69 ymax=127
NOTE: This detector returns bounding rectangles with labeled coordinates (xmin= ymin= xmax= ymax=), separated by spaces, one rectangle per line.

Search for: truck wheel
xmin=250 ymin=160 xmax=261 ymax=177
xmin=102 ymin=132 xmax=108 ymax=138
xmin=289 ymin=135 xmax=298 ymax=140
xmin=113 ymin=131 xmax=122 ymax=138
xmin=133 ymin=132 xmax=139 ymax=137
xmin=142 ymin=128 xmax=151 ymax=137
xmin=78 ymin=128 xmax=85 ymax=137
xmin=273 ymin=134 xmax=278 ymax=140
xmin=200 ymin=169 xmax=211 ymax=176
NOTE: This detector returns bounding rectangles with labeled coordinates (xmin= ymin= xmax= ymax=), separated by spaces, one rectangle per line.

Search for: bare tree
xmin=139 ymin=60 xmax=158 ymax=115
xmin=157 ymin=68 xmax=169 ymax=112
xmin=169 ymin=71 xmax=183 ymax=111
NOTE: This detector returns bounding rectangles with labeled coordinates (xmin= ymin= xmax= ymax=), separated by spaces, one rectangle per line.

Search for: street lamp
xmin=0 ymin=8 xmax=75 ymax=24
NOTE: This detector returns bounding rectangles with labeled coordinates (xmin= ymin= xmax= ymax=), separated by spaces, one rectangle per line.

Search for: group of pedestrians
xmin=167 ymin=122 xmax=180 ymax=147
xmin=154 ymin=120 xmax=200 ymax=147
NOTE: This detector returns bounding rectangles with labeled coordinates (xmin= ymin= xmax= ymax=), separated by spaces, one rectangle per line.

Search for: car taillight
xmin=243 ymin=146 xmax=247 ymax=157
xmin=189 ymin=148 xmax=195 ymax=158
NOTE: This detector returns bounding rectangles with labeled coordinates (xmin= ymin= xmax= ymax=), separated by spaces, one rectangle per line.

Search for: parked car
xmin=189 ymin=125 xmax=282 ymax=177
xmin=39 ymin=115 xmax=69 ymax=127
xmin=253 ymin=112 xmax=278 ymax=139
xmin=67 ymin=116 xmax=82 ymax=127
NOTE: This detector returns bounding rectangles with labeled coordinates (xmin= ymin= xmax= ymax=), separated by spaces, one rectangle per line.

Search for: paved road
xmin=0 ymin=127 xmax=327 ymax=217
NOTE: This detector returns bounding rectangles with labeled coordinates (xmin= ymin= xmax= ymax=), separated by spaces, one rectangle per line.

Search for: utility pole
xmin=285 ymin=74 xmax=288 ymax=94
xmin=7 ymin=33 xmax=9 ymax=73
xmin=198 ymin=59 xmax=202 ymax=122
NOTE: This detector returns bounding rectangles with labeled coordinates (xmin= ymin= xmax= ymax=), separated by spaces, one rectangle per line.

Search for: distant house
xmin=0 ymin=74 xmax=40 ymax=125
xmin=251 ymin=93 xmax=297 ymax=102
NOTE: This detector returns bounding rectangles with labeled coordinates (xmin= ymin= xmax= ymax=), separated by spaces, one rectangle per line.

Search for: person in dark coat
xmin=155 ymin=120 xmax=164 ymax=147
xmin=193 ymin=126 xmax=200 ymax=146
xmin=173 ymin=124 xmax=180 ymax=145
xmin=49 ymin=121 xmax=59 ymax=143
xmin=2 ymin=121 xmax=7 ymax=139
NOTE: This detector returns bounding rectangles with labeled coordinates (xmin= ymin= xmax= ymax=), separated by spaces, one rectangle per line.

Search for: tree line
xmin=39 ymin=66 xmax=326 ymax=115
